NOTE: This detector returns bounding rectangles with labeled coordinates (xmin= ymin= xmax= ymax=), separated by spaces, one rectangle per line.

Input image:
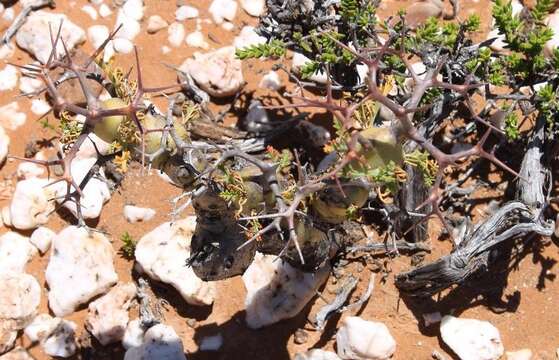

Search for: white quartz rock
xmin=88 ymin=25 xmax=110 ymax=50
xmin=185 ymin=31 xmax=209 ymax=49
xmin=233 ymin=25 xmax=266 ymax=49
xmin=0 ymin=272 xmax=41 ymax=331
xmin=176 ymin=5 xmax=199 ymax=21
xmin=506 ymin=349 xmax=532 ymax=360
xmin=16 ymin=11 xmax=86 ymax=64
xmin=1 ymin=207 xmax=11 ymax=227
xmin=54 ymin=156 xmax=111 ymax=219
xmin=124 ymin=324 xmax=186 ymax=360
xmin=123 ymin=205 xmax=156 ymax=223
xmin=45 ymin=226 xmax=118 ymax=317
xmin=181 ymin=46 xmax=244 ymax=97
xmin=0 ymin=44 xmax=15 ymax=61
xmin=440 ymin=315 xmax=504 ymax=360
xmin=115 ymin=10 xmax=141 ymax=41
xmin=147 ymin=15 xmax=168 ymax=34
xmin=99 ymin=3 xmax=112 ymax=18
xmin=30 ymin=227 xmax=55 ymax=254
xmin=114 ymin=38 xmax=134 ymax=54
xmin=295 ymin=349 xmax=342 ymax=360
xmin=30 ymin=99 xmax=50 ymax=115
xmin=259 ymin=70 xmax=282 ymax=90
xmin=0 ymin=232 xmax=36 ymax=273
xmin=0 ymin=102 xmax=26 ymax=130
xmin=242 ymin=252 xmax=330 ymax=329
xmin=135 ymin=217 xmax=216 ymax=306
xmin=0 ymin=126 xmax=8 ymax=165
xmin=209 ymin=0 xmax=238 ymax=24
xmin=42 ymin=319 xmax=77 ymax=358
xmin=240 ymin=0 xmax=265 ymax=16
xmin=0 ymin=347 xmax=34 ymax=359
xmin=545 ymin=11 xmax=559 ymax=57
xmin=19 ymin=76 xmax=43 ymax=94
xmin=23 ymin=313 xmax=77 ymax=357
xmin=122 ymin=319 xmax=144 ymax=350
xmin=9 ymin=178 xmax=56 ymax=230
xmin=292 ymin=52 xmax=327 ymax=84
xmin=336 ymin=316 xmax=396 ymax=360
xmin=168 ymin=22 xmax=185 ymax=47
xmin=0 ymin=65 xmax=18 ymax=91
xmin=122 ymin=0 xmax=144 ymax=21
xmin=81 ymin=5 xmax=98 ymax=20
xmin=86 ymin=282 xmax=137 ymax=345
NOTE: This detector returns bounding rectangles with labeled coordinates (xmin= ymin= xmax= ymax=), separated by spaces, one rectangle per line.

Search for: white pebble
xmin=16 ymin=161 xmax=45 ymax=179
xmin=122 ymin=0 xmax=144 ymax=21
xmin=176 ymin=5 xmax=199 ymax=21
xmin=506 ymin=349 xmax=533 ymax=360
xmin=168 ymin=22 xmax=185 ymax=47
xmin=0 ymin=232 xmax=36 ymax=273
xmin=336 ymin=316 xmax=397 ymax=360
xmin=0 ymin=125 xmax=9 ymax=165
xmin=19 ymin=76 xmax=43 ymax=94
xmin=113 ymin=38 xmax=134 ymax=53
xmin=123 ymin=205 xmax=156 ymax=223
xmin=9 ymin=178 xmax=56 ymax=230
xmin=99 ymin=3 xmax=112 ymax=17
xmin=30 ymin=227 xmax=55 ymax=254
xmin=124 ymin=324 xmax=186 ymax=360
xmin=185 ymin=31 xmax=209 ymax=49
xmin=0 ymin=44 xmax=15 ymax=60
xmin=259 ymin=71 xmax=282 ymax=90
xmin=209 ymin=0 xmax=237 ymax=24
xmin=2 ymin=8 xmax=14 ymax=22
xmin=115 ymin=10 xmax=141 ymax=41
xmin=0 ymin=102 xmax=26 ymax=130
xmin=30 ymin=99 xmax=51 ymax=115
xmin=88 ymin=25 xmax=110 ymax=50
xmin=81 ymin=5 xmax=98 ymax=20
xmin=122 ymin=319 xmax=144 ymax=350
xmin=0 ymin=65 xmax=18 ymax=91
xmin=440 ymin=315 xmax=504 ymax=360
xmin=240 ymin=0 xmax=265 ymax=17
xmin=295 ymin=349 xmax=341 ymax=360
xmin=146 ymin=15 xmax=168 ymax=34
xmin=161 ymin=45 xmax=171 ymax=54
xmin=233 ymin=25 xmax=266 ymax=49
xmin=221 ymin=21 xmax=235 ymax=31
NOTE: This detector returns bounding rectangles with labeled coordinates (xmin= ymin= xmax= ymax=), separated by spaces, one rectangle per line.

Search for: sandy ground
xmin=0 ymin=0 xmax=558 ymax=359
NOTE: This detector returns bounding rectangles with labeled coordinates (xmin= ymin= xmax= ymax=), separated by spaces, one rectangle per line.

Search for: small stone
xmin=135 ymin=217 xmax=216 ymax=305
xmin=123 ymin=205 xmax=156 ymax=223
xmin=122 ymin=0 xmax=144 ymax=21
xmin=122 ymin=319 xmax=144 ymax=350
xmin=0 ymin=126 xmax=9 ymax=165
xmin=113 ymin=38 xmax=134 ymax=54
xmin=86 ymin=282 xmax=137 ymax=345
xmin=81 ymin=5 xmax=98 ymax=20
xmin=209 ymin=0 xmax=237 ymax=24
xmin=9 ymin=178 xmax=56 ymax=230
xmin=259 ymin=71 xmax=282 ymax=90
xmin=240 ymin=0 xmax=265 ymax=17
xmin=2 ymin=8 xmax=14 ymax=22
xmin=186 ymin=318 xmax=196 ymax=328
xmin=506 ymin=349 xmax=533 ymax=360
xmin=295 ymin=349 xmax=342 ymax=360
xmin=242 ymin=252 xmax=330 ymax=329
xmin=180 ymin=46 xmax=244 ymax=97
xmin=185 ymin=31 xmax=209 ymax=49
xmin=199 ymin=334 xmax=223 ymax=351
xmin=30 ymin=99 xmax=50 ymax=115
xmin=0 ymin=272 xmax=41 ymax=331
xmin=19 ymin=76 xmax=43 ymax=94
xmin=115 ymin=10 xmax=141 ymax=41
xmin=54 ymin=156 xmax=111 ymax=220
xmin=176 ymin=5 xmax=199 ymax=20
xmin=0 ymin=347 xmax=34 ymax=360
xmin=45 ymin=226 xmax=118 ymax=316
xmin=29 ymin=227 xmax=55 ymax=254
xmin=546 ymin=11 xmax=559 ymax=57
xmin=0 ymin=65 xmax=18 ymax=91
xmin=42 ymin=319 xmax=77 ymax=358
xmin=99 ymin=3 xmax=112 ymax=18
xmin=0 ymin=232 xmax=36 ymax=273
xmin=440 ymin=315 xmax=504 ymax=360
xmin=336 ymin=316 xmax=396 ymax=360
xmin=24 ymin=314 xmax=59 ymax=343
xmin=161 ymin=45 xmax=171 ymax=54
xmin=168 ymin=22 xmax=185 ymax=47
xmin=0 ymin=102 xmax=26 ymax=130
xmin=16 ymin=11 xmax=86 ymax=64
xmin=292 ymin=52 xmax=327 ymax=84
xmin=124 ymin=324 xmax=186 ymax=360
xmin=0 ymin=331 xmax=16 ymax=356
xmin=88 ymin=25 xmax=110 ymax=49
xmin=0 ymin=44 xmax=15 ymax=61
xmin=233 ymin=25 xmax=266 ymax=49
xmin=294 ymin=329 xmax=309 ymax=345
xmin=221 ymin=21 xmax=235 ymax=31
xmin=147 ymin=15 xmax=168 ymax=34
xmin=1 ymin=207 xmax=11 ymax=227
